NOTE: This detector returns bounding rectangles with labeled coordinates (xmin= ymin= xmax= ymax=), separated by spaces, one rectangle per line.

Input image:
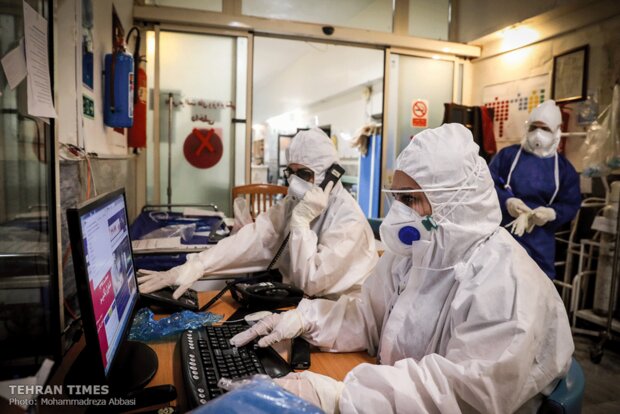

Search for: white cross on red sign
xmin=411 ymin=99 xmax=429 ymax=128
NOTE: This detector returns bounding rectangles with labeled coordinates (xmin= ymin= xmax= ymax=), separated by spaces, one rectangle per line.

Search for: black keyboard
xmin=180 ymin=324 xmax=291 ymax=408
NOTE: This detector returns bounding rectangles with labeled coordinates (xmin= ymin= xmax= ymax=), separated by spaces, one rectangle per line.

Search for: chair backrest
xmin=232 ymin=184 xmax=288 ymax=220
xmin=538 ymin=358 xmax=585 ymax=414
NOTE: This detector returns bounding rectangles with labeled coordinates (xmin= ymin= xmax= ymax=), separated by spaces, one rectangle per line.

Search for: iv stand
xmin=167 ymin=92 xmax=173 ymax=210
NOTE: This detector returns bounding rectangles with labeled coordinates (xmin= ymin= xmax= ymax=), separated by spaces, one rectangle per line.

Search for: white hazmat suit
xmin=233 ymin=124 xmax=574 ymax=413
xmin=139 ymin=128 xmax=377 ymax=299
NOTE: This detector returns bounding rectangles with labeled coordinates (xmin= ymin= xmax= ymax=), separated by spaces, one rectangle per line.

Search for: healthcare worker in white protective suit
xmin=230 ymin=123 xmax=574 ymax=413
xmin=138 ymin=128 xmax=377 ymax=299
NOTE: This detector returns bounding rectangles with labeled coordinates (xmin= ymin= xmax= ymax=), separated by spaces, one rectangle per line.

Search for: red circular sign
xmin=412 ymin=100 xmax=427 ymax=117
xmin=183 ymin=128 xmax=223 ymax=169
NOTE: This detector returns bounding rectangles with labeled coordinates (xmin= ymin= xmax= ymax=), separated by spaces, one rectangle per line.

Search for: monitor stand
xmin=65 ymin=341 xmax=158 ymax=394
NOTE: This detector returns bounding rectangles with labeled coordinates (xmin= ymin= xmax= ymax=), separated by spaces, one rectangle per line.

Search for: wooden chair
xmin=232 ymin=184 xmax=288 ymax=220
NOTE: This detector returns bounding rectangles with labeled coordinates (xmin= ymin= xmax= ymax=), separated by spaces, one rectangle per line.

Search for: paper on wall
xmin=23 ymin=1 xmax=56 ymax=119
xmin=1 ymin=39 xmax=27 ymax=90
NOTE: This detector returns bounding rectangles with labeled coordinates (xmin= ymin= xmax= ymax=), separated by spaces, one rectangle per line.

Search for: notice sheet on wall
xmin=23 ymin=1 xmax=57 ymax=119
xmin=482 ymin=74 xmax=549 ymax=142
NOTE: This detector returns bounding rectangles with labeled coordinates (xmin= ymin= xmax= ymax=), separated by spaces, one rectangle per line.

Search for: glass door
xmin=146 ymin=29 xmax=249 ymax=216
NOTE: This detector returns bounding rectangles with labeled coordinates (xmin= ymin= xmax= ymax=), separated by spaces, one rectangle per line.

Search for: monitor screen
xmin=77 ymin=193 xmax=138 ymax=375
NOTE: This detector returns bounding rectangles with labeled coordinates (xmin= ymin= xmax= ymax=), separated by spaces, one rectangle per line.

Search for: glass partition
xmin=408 ymin=0 xmax=449 ymax=40
xmin=251 ymin=36 xmax=384 ymax=202
xmin=243 ymin=0 xmax=393 ymax=32
xmin=0 ymin=0 xmax=59 ymax=378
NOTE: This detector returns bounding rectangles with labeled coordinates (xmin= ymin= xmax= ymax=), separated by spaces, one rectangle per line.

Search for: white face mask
xmin=379 ymin=200 xmax=436 ymax=257
xmin=524 ymin=129 xmax=558 ymax=157
xmin=287 ymin=174 xmax=314 ymax=200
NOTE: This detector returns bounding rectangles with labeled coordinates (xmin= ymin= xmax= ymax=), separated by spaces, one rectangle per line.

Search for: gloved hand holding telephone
xmin=291 ymin=163 xmax=345 ymax=229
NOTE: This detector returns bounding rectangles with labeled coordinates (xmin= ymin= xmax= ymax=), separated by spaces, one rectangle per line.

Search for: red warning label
xmin=411 ymin=99 xmax=429 ymax=128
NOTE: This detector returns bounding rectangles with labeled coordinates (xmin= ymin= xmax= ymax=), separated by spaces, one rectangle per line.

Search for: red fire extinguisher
xmin=126 ymin=27 xmax=147 ymax=148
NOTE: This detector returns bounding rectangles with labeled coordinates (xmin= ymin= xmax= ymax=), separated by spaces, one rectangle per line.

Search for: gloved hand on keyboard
xmin=275 ymin=371 xmax=344 ymax=414
xmin=229 ymin=310 xmax=308 ymax=348
xmin=137 ymin=259 xmax=204 ymax=299
xmin=290 ymin=181 xmax=334 ymax=229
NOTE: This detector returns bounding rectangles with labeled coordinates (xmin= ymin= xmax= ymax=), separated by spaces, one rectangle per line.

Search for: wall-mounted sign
xmin=183 ymin=128 xmax=223 ymax=169
xmin=411 ymin=99 xmax=428 ymax=128
xmin=83 ymin=94 xmax=94 ymax=119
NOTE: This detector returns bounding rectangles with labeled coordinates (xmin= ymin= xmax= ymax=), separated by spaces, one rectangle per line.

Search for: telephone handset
xmin=319 ymin=163 xmax=345 ymax=190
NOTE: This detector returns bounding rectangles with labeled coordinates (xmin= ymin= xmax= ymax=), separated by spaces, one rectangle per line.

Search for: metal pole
xmin=606 ymin=184 xmax=620 ymax=338
xmin=167 ymin=92 xmax=173 ymax=209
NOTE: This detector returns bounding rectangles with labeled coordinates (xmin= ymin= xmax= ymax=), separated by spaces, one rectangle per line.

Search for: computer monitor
xmin=66 ymin=188 xmax=157 ymax=392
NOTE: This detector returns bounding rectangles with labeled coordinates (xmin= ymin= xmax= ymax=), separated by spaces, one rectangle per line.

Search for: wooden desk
xmin=41 ymin=291 xmax=374 ymax=413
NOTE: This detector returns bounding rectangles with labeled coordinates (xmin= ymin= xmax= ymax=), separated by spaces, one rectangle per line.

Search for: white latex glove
xmin=229 ymin=310 xmax=307 ymax=348
xmin=137 ymin=259 xmax=204 ymax=299
xmin=531 ymin=206 xmax=557 ymax=227
xmin=507 ymin=212 xmax=534 ymax=237
xmin=275 ymin=371 xmax=344 ymax=414
xmin=506 ymin=197 xmax=532 ymax=218
xmin=290 ymin=181 xmax=335 ymax=229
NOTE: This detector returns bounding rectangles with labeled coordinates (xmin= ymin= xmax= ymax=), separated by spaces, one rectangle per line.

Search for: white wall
xmin=55 ymin=0 xmax=133 ymax=155
xmin=454 ymin=0 xmax=578 ymax=43
xmin=469 ymin=12 xmax=620 ymax=171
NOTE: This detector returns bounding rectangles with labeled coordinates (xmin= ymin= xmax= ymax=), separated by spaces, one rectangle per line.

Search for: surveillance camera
xmin=322 ymin=26 xmax=335 ymax=36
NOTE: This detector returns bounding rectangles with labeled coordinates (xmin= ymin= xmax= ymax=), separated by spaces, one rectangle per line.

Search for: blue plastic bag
xmin=128 ymin=307 xmax=223 ymax=342
xmin=190 ymin=375 xmax=324 ymax=414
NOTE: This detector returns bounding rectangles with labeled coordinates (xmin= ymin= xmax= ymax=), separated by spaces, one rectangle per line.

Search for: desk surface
xmin=39 ymin=291 xmax=374 ymax=413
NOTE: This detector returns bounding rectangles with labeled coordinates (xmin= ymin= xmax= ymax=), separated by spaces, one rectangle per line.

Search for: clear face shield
xmin=382 ymin=185 xmax=477 ymax=213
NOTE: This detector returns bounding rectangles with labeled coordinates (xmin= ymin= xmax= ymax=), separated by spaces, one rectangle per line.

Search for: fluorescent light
xmin=501 ymin=26 xmax=538 ymax=51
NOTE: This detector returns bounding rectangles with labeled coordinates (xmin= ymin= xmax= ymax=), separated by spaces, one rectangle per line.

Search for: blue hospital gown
xmin=489 ymin=144 xmax=581 ymax=279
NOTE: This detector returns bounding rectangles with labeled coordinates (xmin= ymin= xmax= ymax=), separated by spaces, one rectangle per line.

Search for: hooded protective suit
xmin=140 ymin=128 xmax=377 ymax=299
xmin=286 ymin=124 xmax=574 ymax=413
xmin=489 ymin=100 xmax=581 ymax=279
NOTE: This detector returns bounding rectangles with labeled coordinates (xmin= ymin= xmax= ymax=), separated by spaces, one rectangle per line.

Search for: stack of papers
xmin=183 ymin=207 xmax=225 ymax=218
xmin=132 ymin=237 xmax=212 ymax=254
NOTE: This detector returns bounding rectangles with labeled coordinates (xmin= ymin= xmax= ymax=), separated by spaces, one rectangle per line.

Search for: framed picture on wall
xmin=551 ymin=45 xmax=589 ymax=103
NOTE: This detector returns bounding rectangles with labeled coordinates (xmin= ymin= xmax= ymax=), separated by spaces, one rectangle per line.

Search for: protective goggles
xmin=382 ymin=185 xmax=477 ymax=210
xmin=527 ymin=123 xmax=552 ymax=133
xmin=283 ymin=166 xmax=315 ymax=182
